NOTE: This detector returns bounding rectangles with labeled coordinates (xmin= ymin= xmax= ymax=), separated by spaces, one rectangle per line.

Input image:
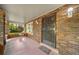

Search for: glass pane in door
xmin=42 ymin=15 xmax=56 ymax=48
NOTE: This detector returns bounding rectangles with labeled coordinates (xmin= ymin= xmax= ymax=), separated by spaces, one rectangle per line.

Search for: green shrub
xmin=9 ymin=23 xmax=24 ymax=33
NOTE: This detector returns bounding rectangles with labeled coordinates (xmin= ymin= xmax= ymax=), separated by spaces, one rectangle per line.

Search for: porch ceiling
xmin=1 ymin=4 xmax=63 ymax=23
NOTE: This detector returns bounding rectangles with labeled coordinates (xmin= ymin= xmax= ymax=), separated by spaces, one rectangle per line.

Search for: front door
xmin=42 ymin=15 xmax=56 ymax=48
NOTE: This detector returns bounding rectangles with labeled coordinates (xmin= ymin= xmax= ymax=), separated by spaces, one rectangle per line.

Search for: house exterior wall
xmin=27 ymin=18 xmax=42 ymax=43
xmin=26 ymin=4 xmax=79 ymax=55
xmin=56 ymin=4 xmax=79 ymax=54
xmin=33 ymin=18 xmax=42 ymax=43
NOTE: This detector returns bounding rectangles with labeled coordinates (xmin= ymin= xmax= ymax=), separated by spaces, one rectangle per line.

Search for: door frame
xmin=41 ymin=13 xmax=56 ymax=48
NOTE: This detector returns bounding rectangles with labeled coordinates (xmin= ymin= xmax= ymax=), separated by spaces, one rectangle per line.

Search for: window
xmin=26 ymin=22 xmax=33 ymax=35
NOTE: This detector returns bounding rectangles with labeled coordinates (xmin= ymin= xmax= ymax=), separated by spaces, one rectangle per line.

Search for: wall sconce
xmin=67 ymin=7 xmax=73 ymax=17
xmin=35 ymin=20 xmax=38 ymax=24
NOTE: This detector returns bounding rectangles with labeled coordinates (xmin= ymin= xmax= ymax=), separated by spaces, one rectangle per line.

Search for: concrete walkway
xmin=4 ymin=37 xmax=46 ymax=55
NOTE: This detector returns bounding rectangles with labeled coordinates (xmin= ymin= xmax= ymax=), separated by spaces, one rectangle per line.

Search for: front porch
xmin=4 ymin=37 xmax=58 ymax=55
xmin=0 ymin=4 xmax=79 ymax=55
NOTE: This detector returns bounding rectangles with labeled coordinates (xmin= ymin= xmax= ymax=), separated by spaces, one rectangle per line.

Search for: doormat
xmin=39 ymin=46 xmax=51 ymax=54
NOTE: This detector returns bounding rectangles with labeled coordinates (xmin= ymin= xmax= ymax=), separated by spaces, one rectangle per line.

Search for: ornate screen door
xmin=42 ymin=15 xmax=56 ymax=48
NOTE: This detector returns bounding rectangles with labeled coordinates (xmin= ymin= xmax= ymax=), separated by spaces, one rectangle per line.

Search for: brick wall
xmin=56 ymin=4 xmax=79 ymax=54
xmin=0 ymin=9 xmax=5 ymax=54
xmin=27 ymin=18 xmax=42 ymax=43
xmin=33 ymin=18 xmax=42 ymax=43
